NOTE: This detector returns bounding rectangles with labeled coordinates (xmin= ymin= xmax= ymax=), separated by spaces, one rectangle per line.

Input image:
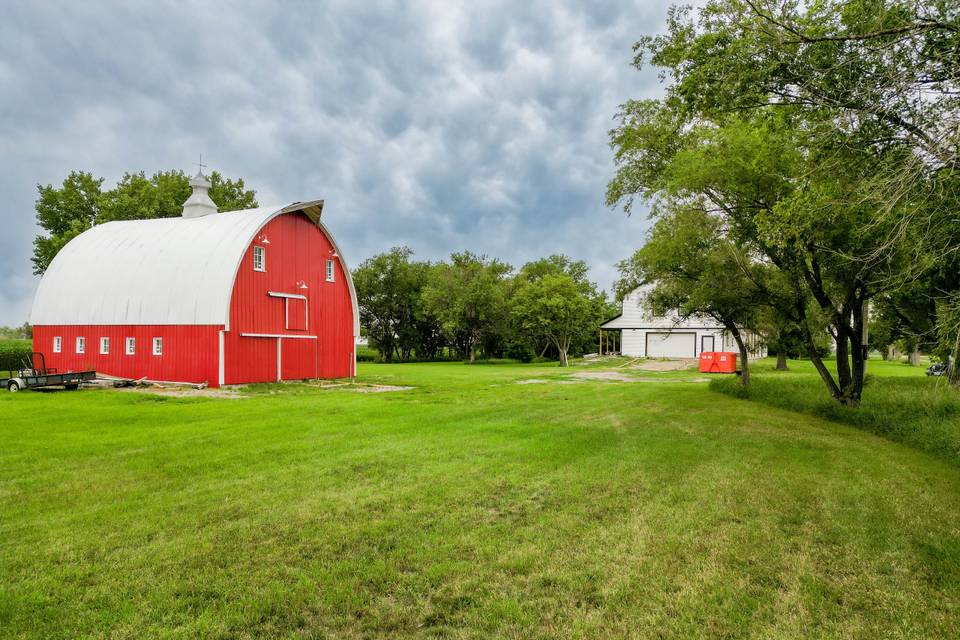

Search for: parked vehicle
xmin=1 ymin=352 xmax=95 ymax=392
xmin=926 ymin=362 xmax=947 ymax=377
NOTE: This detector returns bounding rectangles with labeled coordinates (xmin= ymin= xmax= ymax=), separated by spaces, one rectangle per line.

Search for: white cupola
xmin=181 ymin=171 xmax=218 ymax=218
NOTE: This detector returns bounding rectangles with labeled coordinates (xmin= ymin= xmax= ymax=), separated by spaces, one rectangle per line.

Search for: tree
xmin=32 ymin=171 xmax=103 ymax=274
xmin=353 ymin=247 xmax=434 ymax=362
xmin=607 ymin=0 xmax=956 ymax=405
xmin=512 ymin=255 xmax=611 ymax=360
xmin=32 ymin=170 xmax=257 ymax=273
xmin=616 ymin=205 xmax=765 ymax=384
xmin=0 ymin=323 xmax=32 ymax=340
xmin=99 ymin=170 xmax=255 ymax=223
xmin=511 ymin=258 xmax=603 ymax=367
xmin=422 ymin=252 xmax=512 ymax=363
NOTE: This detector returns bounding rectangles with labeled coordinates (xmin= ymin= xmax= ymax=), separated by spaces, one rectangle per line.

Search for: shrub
xmin=355 ymin=345 xmax=380 ymax=363
xmin=0 ymin=340 xmax=34 ymax=377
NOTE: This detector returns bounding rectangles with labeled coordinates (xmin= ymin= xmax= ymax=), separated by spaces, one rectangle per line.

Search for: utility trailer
xmin=1 ymin=352 xmax=96 ymax=392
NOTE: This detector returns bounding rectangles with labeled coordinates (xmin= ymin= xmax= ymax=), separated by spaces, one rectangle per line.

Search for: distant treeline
xmin=0 ymin=323 xmax=31 ymax=340
xmin=354 ymin=248 xmax=616 ymax=366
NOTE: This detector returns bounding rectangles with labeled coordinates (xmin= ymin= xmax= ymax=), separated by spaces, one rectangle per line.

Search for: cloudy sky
xmin=0 ymin=0 xmax=673 ymax=326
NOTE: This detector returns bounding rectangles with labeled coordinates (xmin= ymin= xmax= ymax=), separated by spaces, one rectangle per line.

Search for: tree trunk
xmin=775 ymin=350 xmax=788 ymax=370
xmin=909 ymin=347 xmax=921 ymax=366
xmin=558 ymin=348 xmax=568 ymax=367
xmin=830 ymin=299 xmax=867 ymax=407
xmin=469 ymin=342 xmax=476 ymax=364
xmin=884 ymin=344 xmax=895 ymax=361
xmin=949 ymin=332 xmax=960 ymax=386
xmin=726 ymin=323 xmax=750 ymax=386
xmin=800 ymin=316 xmax=843 ymax=401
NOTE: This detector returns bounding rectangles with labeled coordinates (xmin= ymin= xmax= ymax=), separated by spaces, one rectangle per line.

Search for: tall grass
xmin=712 ymin=373 xmax=960 ymax=465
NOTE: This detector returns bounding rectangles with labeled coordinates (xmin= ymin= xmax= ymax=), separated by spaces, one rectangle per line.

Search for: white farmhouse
xmin=600 ymin=286 xmax=766 ymax=359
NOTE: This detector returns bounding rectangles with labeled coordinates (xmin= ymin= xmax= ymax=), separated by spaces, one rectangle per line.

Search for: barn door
xmin=280 ymin=339 xmax=317 ymax=381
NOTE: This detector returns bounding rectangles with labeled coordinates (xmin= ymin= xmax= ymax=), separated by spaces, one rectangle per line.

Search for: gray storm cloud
xmin=0 ymin=0 xmax=671 ymax=325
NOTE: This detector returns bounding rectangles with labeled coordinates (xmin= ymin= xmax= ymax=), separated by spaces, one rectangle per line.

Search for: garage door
xmin=646 ymin=332 xmax=696 ymax=358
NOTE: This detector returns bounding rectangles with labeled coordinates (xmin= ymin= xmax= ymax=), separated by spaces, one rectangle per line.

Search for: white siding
xmin=601 ymin=286 xmax=765 ymax=359
xmin=621 ymin=330 xmax=646 ymax=357
xmin=601 ymin=285 xmax=724 ymax=331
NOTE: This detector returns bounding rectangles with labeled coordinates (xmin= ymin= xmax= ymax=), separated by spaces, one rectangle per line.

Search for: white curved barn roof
xmin=30 ymin=203 xmax=360 ymax=337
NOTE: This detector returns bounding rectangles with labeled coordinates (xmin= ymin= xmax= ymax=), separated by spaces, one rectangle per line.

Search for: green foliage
xmin=511 ymin=255 xmax=610 ymax=365
xmin=422 ymin=252 xmax=513 ymax=363
xmin=355 ymin=345 xmax=381 ymax=363
xmin=32 ymin=171 xmax=103 ymax=275
xmin=31 ymin=170 xmax=257 ymax=273
xmin=616 ymin=205 xmax=768 ymax=383
xmin=511 ymin=274 xmax=593 ymax=367
xmin=0 ymin=323 xmax=31 ymax=340
xmin=353 ymin=247 xmax=444 ymax=362
xmin=607 ymin=0 xmax=959 ymax=405
xmin=0 ymin=340 xmax=33 ymax=377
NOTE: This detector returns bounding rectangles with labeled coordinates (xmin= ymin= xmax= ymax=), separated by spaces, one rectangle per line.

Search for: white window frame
xmin=76 ymin=336 xmax=85 ymax=354
xmin=125 ymin=337 xmax=136 ymax=355
xmin=53 ymin=336 xmax=62 ymax=353
xmin=253 ymin=245 xmax=266 ymax=272
xmin=325 ymin=259 xmax=335 ymax=282
xmin=152 ymin=337 xmax=163 ymax=356
xmin=99 ymin=337 xmax=110 ymax=355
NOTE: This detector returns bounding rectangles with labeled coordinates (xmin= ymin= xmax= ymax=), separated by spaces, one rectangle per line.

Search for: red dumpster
xmin=698 ymin=351 xmax=715 ymax=372
xmin=699 ymin=351 xmax=737 ymax=373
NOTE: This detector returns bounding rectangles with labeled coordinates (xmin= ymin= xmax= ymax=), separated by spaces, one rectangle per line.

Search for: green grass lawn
xmin=2 ymin=359 xmax=959 ymax=638
xmin=713 ymin=357 xmax=960 ymax=465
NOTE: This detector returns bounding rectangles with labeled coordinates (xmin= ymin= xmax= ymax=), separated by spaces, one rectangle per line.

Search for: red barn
xmin=29 ymin=172 xmax=359 ymax=387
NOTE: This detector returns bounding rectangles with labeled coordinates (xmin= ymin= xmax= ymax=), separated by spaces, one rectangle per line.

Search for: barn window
xmin=76 ymin=336 xmax=85 ymax=354
xmin=100 ymin=337 xmax=110 ymax=355
xmin=126 ymin=337 xmax=135 ymax=355
xmin=325 ymin=259 xmax=335 ymax=282
xmin=253 ymin=246 xmax=266 ymax=272
xmin=152 ymin=337 xmax=163 ymax=356
xmin=53 ymin=336 xmax=62 ymax=353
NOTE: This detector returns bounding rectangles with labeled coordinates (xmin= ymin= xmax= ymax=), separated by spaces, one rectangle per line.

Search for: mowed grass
xmin=713 ymin=358 xmax=960 ymax=465
xmin=1 ymin=361 xmax=959 ymax=638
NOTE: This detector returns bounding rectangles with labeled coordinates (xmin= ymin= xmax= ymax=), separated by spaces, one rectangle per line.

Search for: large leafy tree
xmin=353 ymin=247 xmax=443 ymax=362
xmin=32 ymin=169 xmax=257 ymax=274
xmin=616 ymin=205 xmax=766 ymax=384
xmin=32 ymin=171 xmax=103 ymax=275
xmin=511 ymin=255 xmax=606 ymax=367
xmin=422 ymin=252 xmax=512 ymax=363
xmin=609 ymin=0 xmax=957 ymax=404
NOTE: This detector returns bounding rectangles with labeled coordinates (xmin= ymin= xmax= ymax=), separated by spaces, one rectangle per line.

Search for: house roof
xmin=29 ymin=202 xmax=360 ymax=337
xmin=599 ymin=284 xmax=724 ymax=330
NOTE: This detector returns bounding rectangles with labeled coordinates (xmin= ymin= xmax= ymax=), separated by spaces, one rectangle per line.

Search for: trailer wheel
xmin=8 ymin=380 xmax=21 ymax=393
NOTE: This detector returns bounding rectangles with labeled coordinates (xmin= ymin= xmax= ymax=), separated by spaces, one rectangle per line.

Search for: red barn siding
xmin=33 ymin=325 xmax=220 ymax=385
xmin=223 ymin=333 xmax=279 ymax=384
xmin=281 ymin=339 xmax=317 ymax=380
xmin=223 ymin=212 xmax=354 ymax=384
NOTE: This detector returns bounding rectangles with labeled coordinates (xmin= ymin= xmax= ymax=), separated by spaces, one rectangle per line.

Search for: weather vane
xmin=194 ymin=153 xmax=207 ymax=175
